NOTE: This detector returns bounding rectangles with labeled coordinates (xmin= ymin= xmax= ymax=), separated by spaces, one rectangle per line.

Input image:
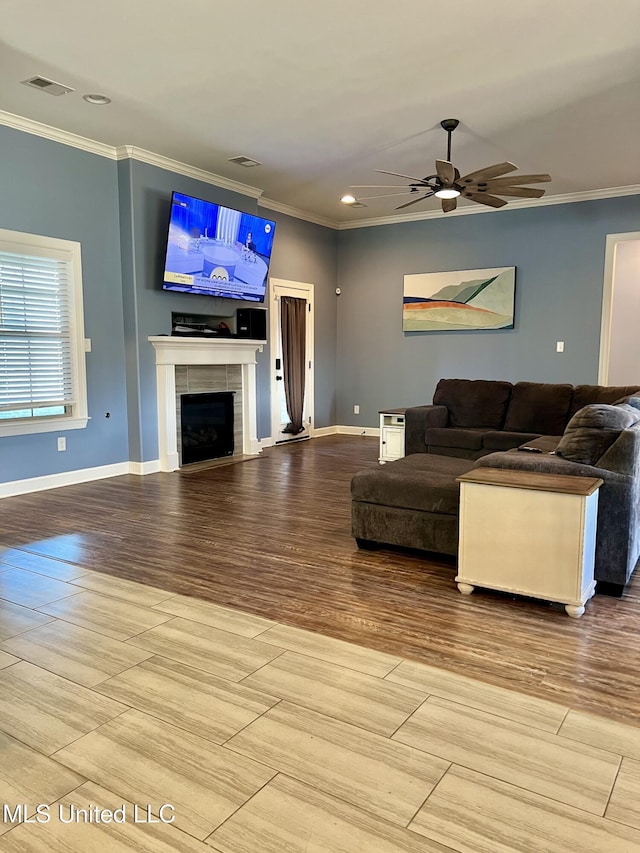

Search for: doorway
xmin=269 ymin=278 xmax=315 ymax=444
xmin=599 ymin=232 xmax=640 ymax=384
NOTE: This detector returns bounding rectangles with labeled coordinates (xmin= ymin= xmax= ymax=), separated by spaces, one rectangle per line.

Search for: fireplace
xmin=149 ymin=337 xmax=264 ymax=472
xmin=180 ymin=391 xmax=234 ymax=465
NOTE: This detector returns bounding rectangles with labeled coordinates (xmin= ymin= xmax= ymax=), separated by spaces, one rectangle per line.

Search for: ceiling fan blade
xmin=395 ymin=192 xmax=434 ymax=210
xmin=349 ymin=185 xmax=416 ymax=188
xmin=436 ymin=159 xmax=455 ymax=184
xmin=441 ymin=197 xmax=457 ymax=213
xmin=481 ymin=173 xmax=551 ymax=187
xmin=485 ymin=186 xmax=546 ymax=198
xmin=376 ymin=169 xmax=427 ymax=182
xmin=358 ymin=191 xmax=422 ymax=200
xmin=458 ymin=162 xmax=518 ymax=184
xmin=463 ymin=191 xmax=508 ymax=208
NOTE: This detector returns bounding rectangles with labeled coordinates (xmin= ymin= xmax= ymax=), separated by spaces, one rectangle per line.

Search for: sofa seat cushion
xmin=482 ymin=430 xmax=541 ymax=451
xmin=555 ymin=404 xmax=640 ymax=465
xmin=433 ymin=378 xmax=512 ymax=428
xmin=504 ymin=382 xmax=572 ymax=435
xmin=569 ymin=384 xmax=640 ymax=418
xmin=351 ymin=454 xmax=472 ymax=515
xmin=426 ymin=427 xmax=486 ymax=451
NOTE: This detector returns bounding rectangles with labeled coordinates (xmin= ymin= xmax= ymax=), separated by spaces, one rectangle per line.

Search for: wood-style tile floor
xmin=1 ymin=564 xmax=640 ymax=851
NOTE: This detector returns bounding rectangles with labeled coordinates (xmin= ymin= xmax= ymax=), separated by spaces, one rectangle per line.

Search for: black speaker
xmin=236 ymin=308 xmax=267 ymax=340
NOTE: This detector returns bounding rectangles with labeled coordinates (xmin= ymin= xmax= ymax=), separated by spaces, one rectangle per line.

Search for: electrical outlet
xmin=57 ymin=436 xmax=66 ymax=452
xmin=556 ymin=341 xmax=565 ymax=353
xmin=353 ymin=404 xmax=360 ymax=414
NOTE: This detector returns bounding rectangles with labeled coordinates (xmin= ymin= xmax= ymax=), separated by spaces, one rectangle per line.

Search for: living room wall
xmin=0 ymin=125 xmax=129 ymax=486
xmin=336 ymin=194 xmax=640 ymax=426
xmin=0 ymin=122 xmax=339 ymax=488
xmin=119 ymin=160 xmax=338 ymax=464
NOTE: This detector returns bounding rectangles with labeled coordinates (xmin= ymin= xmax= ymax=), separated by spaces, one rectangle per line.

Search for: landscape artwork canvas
xmin=403 ymin=267 xmax=516 ymax=332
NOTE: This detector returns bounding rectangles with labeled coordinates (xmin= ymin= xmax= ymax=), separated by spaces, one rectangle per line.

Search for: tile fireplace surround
xmin=149 ymin=337 xmax=264 ymax=471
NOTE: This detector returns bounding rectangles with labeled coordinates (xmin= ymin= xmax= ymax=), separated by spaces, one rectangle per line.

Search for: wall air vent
xmin=228 ymin=155 xmax=262 ymax=168
xmin=21 ymin=76 xmax=74 ymax=96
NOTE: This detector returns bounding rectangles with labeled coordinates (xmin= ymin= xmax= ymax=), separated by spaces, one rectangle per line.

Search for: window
xmin=0 ymin=228 xmax=88 ymax=437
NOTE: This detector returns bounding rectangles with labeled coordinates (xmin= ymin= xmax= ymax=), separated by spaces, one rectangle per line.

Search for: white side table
xmin=456 ymin=467 xmax=603 ymax=617
xmin=379 ymin=408 xmax=407 ymax=464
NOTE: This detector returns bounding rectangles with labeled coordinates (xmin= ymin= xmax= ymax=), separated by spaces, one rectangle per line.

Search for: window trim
xmin=0 ymin=228 xmax=88 ymax=438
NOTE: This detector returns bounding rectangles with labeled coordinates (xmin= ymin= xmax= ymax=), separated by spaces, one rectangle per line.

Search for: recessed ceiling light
xmin=341 ymin=194 xmax=357 ymax=205
xmin=83 ymin=93 xmax=111 ymax=105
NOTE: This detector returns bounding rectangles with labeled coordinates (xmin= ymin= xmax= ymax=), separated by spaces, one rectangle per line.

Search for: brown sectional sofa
xmin=405 ymin=378 xmax=640 ymax=459
xmin=352 ymin=380 xmax=640 ymax=595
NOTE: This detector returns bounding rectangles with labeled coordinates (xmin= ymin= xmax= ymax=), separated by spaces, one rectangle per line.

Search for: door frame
xmin=269 ymin=278 xmax=315 ymax=443
xmin=598 ymin=231 xmax=640 ymax=384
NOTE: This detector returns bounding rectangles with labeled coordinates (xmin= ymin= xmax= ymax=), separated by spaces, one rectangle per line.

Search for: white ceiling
xmin=2 ymin=0 xmax=640 ymax=224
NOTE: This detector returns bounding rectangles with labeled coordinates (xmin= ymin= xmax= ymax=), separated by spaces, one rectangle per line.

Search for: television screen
xmin=162 ymin=192 xmax=276 ymax=302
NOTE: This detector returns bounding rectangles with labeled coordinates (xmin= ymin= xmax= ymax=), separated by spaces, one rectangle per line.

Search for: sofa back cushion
xmin=555 ymin=403 xmax=640 ymax=465
xmin=569 ymin=384 xmax=640 ymax=418
xmin=504 ymin=382 xmax=572 ymax=435
xmin=433 ymin=379 xmax=512 ymax=429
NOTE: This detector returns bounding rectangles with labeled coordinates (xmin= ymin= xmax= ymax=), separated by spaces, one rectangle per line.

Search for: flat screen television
xmin=162 ymin=191 xmax=276 ymax=302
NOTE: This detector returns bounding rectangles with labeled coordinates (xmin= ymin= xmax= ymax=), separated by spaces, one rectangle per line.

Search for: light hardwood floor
xmin=0 ymin=565 xmax=639 ymax=850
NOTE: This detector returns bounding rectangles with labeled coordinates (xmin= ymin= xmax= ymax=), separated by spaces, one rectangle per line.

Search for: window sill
xmin=0 ymin=416 xmax=89 ymax=438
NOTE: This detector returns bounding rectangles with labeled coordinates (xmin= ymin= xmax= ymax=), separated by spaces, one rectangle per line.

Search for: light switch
xmin=556 ymin=341 xmax=564 ymax=353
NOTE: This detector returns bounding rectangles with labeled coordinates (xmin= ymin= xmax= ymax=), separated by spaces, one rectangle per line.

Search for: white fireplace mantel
xmin=149 ymin=336 xmax=264 ymax=471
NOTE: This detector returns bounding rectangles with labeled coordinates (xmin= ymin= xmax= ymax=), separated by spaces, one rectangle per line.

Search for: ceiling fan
xmin=343 ymin=119 xmax=551 ymax=213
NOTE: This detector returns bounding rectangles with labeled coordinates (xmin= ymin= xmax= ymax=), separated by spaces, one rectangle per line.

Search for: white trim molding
xmin=598 ymin=230 xmax=640 ymax=385
xmin=0 ymin=461 xmax=130 ymax=499
xmin=0 ymin=109 xmax=117 ymax=159
xmin=128 ymin=460 xmax=161 ymax=475
xmin=2 ymin=108 xmax=640 ymax=231
xmin=115 ymin=145 xmax=263 ymax=199
xmin=337 ymin=184 xmax=640 ymax=230
xmin=259 ymin=197 xmax=336 ymax=229
xmin=337 ymin=425 xmax=380 ymax=437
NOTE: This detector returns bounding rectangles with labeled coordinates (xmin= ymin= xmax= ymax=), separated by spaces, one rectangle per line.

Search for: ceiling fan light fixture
xmin=340 ymin=194 xmax=357 ymax=205
xmin=434 ymin=187 xmax=460 ymax=199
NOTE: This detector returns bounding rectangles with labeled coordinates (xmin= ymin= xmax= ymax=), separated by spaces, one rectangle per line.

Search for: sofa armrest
xmin=475 ymin=449 xmax=628 ymax=485
xmin=405 ymin=405 xmax=448 ymax=455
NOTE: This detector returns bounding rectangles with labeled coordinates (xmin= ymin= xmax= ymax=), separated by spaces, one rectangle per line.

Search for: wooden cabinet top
xmin=458 ymin=467 xmax=603 ymax=496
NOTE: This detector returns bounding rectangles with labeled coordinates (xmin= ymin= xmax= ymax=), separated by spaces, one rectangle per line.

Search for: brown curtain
xmin=280 ymin=296 xmax=306 ymax=434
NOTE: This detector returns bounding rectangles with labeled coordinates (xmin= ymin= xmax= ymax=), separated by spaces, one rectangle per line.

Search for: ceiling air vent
xmin=228 ymin=155 xmax=262 ymax=168
xmin=22 ymin=76 xmax=74 ymax=96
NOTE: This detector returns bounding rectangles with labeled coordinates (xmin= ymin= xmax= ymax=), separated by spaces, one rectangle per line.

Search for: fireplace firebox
xmin=180 ymin=391 xmax=234 ymax=465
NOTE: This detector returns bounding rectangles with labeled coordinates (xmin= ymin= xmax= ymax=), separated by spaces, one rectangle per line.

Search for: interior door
xmin=269 ymin=279 xmax=314 ymax=444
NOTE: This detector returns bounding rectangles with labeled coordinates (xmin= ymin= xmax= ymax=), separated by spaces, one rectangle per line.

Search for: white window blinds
xmin=0 ymin=239 xmax=77 ymax=421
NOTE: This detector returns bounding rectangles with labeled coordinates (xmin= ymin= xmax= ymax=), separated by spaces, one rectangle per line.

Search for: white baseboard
xmin=258 ymin=436 xmax=275 ymax=450
xmin=336 ymin=425 xmax=380 ymax=437
xmin=128 ymin=460 xmax=161 ymax=475
xmin=0 ymin=462 xmax=131 ymax=499
xmin=312 ymin=425 xmax=339 ymax=437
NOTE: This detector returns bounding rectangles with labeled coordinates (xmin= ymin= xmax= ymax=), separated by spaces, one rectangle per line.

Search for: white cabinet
xmin=379 ymin=409 xmax=406 ymax=464
xmin=456 ymin=467 xmax=602 ymax=617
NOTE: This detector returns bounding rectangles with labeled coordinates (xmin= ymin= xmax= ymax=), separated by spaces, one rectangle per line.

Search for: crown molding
xmin=2 ymin=109 xmax=639 ymax=230
xmin=0 ymin=109 xmax=118 ymax=159
xmin=115 ymin=145 xmax=264 ymax=199
xmin=259 ymin=196 xmax=338 ymax=229
xmin=337 ymin=184 xmax=640 ymax=229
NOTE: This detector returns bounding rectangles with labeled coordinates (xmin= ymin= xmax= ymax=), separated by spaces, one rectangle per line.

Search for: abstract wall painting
xmin=403 ymin=267 xmax=516 ymax=332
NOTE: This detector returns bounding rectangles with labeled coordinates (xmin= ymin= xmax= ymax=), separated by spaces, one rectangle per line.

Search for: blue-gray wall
xmin=336 ymin=196 xmax=640 ymax=426
xmin=0 ymin=126 xmax=128 ymax=483
xmin=2 ymin=120 xmax=639 ymax=484
xmin=120 ymin=162 xmax=339 ymax=462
